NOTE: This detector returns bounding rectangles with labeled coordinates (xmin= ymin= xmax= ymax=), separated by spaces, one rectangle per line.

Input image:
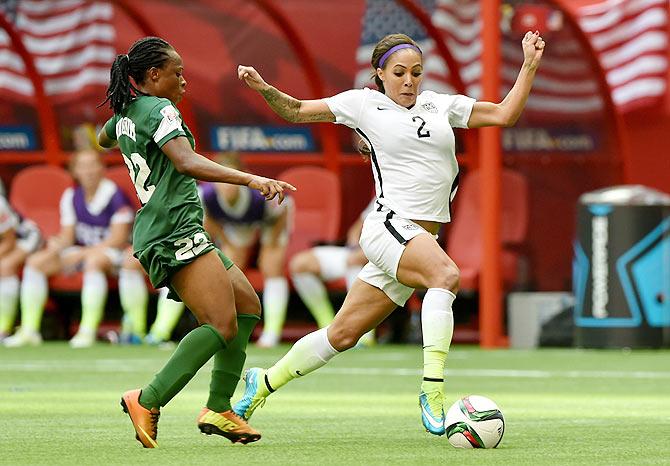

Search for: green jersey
xmin=104 ymin=96 xmax=232 ymax=293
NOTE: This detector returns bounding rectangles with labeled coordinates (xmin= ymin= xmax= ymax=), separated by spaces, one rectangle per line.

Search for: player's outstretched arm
xmin=162 ymin=137 xmax=296 ymax=203
xmin=467 ymin=30 xmax=545 ymax=129
xmin=238 ymin=65 xmax=335 ymax=124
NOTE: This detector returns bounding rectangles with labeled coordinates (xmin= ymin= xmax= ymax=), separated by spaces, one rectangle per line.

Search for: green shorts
xmin=134 ymin=228 xmax=234 ymax=302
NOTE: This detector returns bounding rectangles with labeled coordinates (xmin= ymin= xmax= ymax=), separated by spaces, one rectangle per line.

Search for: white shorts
xmin=358 ymin=206 xmax=433 ymax=306
xmin=312 ymin=245 xmax=349 ymax=282
xmin=61 ymin=246 xmax=125 ymax=273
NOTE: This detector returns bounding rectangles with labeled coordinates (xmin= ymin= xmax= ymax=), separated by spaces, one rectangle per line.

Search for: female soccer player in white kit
xmin=233 ymin=31 xmax=545 ymax=435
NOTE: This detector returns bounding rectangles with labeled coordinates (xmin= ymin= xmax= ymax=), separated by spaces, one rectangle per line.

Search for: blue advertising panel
xmin=0 ymin=126 xmax=37 ymax=150
xmin=210 ymin=126 xmax=315 ymax=152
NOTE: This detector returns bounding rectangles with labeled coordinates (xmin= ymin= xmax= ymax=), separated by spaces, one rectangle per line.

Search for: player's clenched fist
xmin=521 ymin=30 xmax=545 ymax=69
xmin=238 ymin=65 xmax=270 ymax=92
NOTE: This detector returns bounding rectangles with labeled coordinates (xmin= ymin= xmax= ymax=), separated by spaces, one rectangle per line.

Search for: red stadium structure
xmin=0 ymin=0 xmax=665 ymax=347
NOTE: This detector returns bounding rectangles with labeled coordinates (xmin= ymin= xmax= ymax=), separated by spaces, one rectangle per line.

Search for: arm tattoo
xmin=260 ymin=86 xmax=334 ymax=123
xmin=260 ymin=86 xmax=301 ymax=123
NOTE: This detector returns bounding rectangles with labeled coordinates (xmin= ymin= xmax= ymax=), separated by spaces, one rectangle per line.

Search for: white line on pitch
xmin=1 ymin=360 xmax=670 ymax=380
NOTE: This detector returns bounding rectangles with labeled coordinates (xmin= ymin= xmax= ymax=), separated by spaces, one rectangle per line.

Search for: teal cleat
xmin=419 ymin=390 xmax=446 ymax=436
xmin=233 ymin=368 xmax=271 ymax=421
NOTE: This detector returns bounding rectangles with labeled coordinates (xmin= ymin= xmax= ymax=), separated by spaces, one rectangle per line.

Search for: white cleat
xmin=255 ymin=331 xmax=280 ymax=348
xmin=69 ymin=329 xmax=96 ymax=348
xmin=3 ymin=328 xmax=43 ymax=347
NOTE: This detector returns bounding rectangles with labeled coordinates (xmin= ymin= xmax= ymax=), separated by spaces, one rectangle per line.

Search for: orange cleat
xmin=120 ymin=389 xmax=160 ymax=448
xmin=197 ymin=407 xmax=261 ymax=444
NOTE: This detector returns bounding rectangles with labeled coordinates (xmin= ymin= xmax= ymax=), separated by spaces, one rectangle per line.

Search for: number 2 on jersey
xmin=122 ymin=152 xmax=156 ymax=204
xmin=412 ymin=116 xmax=431 ymax=138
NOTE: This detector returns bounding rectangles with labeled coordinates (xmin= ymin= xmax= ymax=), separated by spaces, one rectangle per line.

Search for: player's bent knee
xmin=0 ymin=261 xmax=18 ymax=276
xmin=26 ymin=254 xmax=48 ymax=272
xmin=122 ymin=255 xmax=140 ymax=270
xmin=288 ymin=254 xmax=305 ymax=274
xmin=246 ymin=292 xmax=261 ymax=317
xmin=83 ymin=255 xmax=108 ymax=272
xmin=210 ymin=317 xmax=238 ymax=342
xmin=327 ymin=325 xmax=360 ymax=352
xmin=428 ymin=262 xmax=460 ymax=293
xmin=289 ymin=251 xmax=318 ymax=275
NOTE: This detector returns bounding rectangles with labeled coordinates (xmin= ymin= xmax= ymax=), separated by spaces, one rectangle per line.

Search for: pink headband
xmin=378 ymin=43 xmax=422 ymax=68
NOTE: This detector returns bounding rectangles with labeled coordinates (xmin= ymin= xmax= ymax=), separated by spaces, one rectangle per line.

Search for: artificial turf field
xmin=1 ymin=344 xmax=669 ymax=465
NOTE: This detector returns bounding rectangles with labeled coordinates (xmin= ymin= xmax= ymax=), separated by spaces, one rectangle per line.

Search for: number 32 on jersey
xmin=122 ymin=152 xmax=156 ymax=204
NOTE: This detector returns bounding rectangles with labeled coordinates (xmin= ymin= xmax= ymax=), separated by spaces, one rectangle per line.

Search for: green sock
xmin=206 ymin=313 xmax=260 ymax=412
xmin=139 ymin=324 xmax=226 ymax=409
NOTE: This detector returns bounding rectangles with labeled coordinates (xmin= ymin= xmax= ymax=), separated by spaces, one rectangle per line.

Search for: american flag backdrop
xmin=354 ymin=0 xmax=457 ymax=95
xmin=0 ymin=0 xmax=115 ymax=104
xmin=355 ymin=0 xmax=668 ymax=118
xmin=578 ymin=0 xmax=668 ymax=112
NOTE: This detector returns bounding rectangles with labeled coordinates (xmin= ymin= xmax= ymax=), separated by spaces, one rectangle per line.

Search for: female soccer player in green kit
xmin=97 ymin=37 xmax=295 ymax=448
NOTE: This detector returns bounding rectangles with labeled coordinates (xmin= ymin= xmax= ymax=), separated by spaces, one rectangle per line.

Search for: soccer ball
xmin=444 ymin=395 xmax=505 ymax=449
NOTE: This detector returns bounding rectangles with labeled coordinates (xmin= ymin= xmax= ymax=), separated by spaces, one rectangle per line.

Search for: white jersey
xmin=325 ymin=87 xmax=474 ymax=222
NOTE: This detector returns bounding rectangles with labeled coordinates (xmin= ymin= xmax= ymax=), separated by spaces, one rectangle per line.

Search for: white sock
xmin=266 ymin=327 xmax=339 ymax=390
xmin=118 ymin=268 xmax=148 ymax=336
xmin=149 ymin=287 xmax=185 ymax=340
xmin=19 ymin=266 xmax=48 ymax=334
xmin=79 ymin=270 xmax=108 ymax=333
xmin=421 ymin=288 xmax=455 ymax=392
xmin=345 ymin=265 xmax=363 ymax=290
xmin=0 ymin=275 xmax=20 ymax=334
xmin=260 ymin=276 xmax=289 ymax=338
xmin=292 ymin=272 xmax=334 ymax=328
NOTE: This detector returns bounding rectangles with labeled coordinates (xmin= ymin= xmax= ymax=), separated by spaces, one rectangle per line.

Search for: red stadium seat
xmin=106 ymin=164 xmax=141 ymax=210
xmin=446 ymin=168 xmax=529 ymax=291
xmin=9 ymin=165 xmax=73 ymax=237
xmin=277 ymin=166 xmax=341 ymax=260
xmin=243 ymin=166 xmax=342 ymax=291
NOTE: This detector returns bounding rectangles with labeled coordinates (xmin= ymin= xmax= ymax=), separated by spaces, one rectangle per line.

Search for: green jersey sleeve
xmin=104 ymin=115 xmax=118 ymax=140
xmin=148 ymin=100 xmax=188 ymax=148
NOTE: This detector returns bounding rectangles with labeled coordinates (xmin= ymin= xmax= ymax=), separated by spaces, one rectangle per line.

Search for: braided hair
xmin=101 ymin=37 xmax=173 ymax=114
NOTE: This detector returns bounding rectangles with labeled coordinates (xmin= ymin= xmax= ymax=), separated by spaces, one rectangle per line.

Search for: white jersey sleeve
xmin=324 ymin=88 xmax=371 ymax=128
xmin=433 ymin=92 xmax=476 ymax=129
xmin=59 ymin=188 xmax=76 ymax=227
